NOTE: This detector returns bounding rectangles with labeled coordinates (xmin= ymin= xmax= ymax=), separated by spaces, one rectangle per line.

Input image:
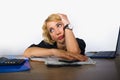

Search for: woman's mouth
xmin=58 ymin=35 xmax=64 ymax=40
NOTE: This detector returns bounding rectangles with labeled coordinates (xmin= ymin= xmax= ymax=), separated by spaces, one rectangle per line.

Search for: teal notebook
xmin=0 ymin=60 xmax=30 ymax=73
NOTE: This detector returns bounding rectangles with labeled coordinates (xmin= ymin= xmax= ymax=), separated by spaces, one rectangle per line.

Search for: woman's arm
xmin=23 ymin=47 xmax=87 ymax=61
xmin=24 ymin=47 xmax=53 ymax=57
xmin=23 ymin=47 xmax=76 ymax=60
xmin=58 ymin=13 xmax=81 ymax=54
xmin=24 ymin=47 xmax=74 ymax=59
xmin=65 ymin=28 xmax=81 ymax=54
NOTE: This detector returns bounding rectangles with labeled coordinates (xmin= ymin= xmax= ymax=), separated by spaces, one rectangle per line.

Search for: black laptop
xmin=86 ymin=27 xmax=120 ymax=58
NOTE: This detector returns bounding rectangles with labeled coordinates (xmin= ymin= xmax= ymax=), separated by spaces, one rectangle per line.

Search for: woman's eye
xmin=50 ymin=28 xmax=54 ymax=33
xmin=56 ymin=23 xmax=62 ymax=28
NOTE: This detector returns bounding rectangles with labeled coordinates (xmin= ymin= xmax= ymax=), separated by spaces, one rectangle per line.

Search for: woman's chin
xmin=58 ymin=39 xmax=65 ymax=44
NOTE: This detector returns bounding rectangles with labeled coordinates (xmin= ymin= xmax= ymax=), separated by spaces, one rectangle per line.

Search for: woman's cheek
xmin=50 ymin=35 xmax=56 ymax=41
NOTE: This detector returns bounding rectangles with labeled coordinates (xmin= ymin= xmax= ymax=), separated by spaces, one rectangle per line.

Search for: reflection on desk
xmin=0 ymin=56 xmax=120 ymax=80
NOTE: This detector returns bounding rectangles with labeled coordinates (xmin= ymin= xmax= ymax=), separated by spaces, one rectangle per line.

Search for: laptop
xmin=86 ymin=27 xmax=120 ymax=58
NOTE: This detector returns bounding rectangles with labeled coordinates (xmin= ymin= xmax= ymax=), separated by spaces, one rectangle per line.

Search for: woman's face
xmin=47 ymin=21 xmax=65 ymax=44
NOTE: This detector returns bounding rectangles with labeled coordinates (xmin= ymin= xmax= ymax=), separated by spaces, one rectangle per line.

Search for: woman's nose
xmin=56 ymin=29 xmax=61 ymax=35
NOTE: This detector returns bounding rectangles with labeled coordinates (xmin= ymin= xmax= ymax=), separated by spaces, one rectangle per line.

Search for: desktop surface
xmin=0 ymin=56 xmax=120 ymax=80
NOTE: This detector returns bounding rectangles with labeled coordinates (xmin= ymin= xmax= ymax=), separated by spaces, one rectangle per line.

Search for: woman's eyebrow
xmin=56 ymin=23 xmax=60 ymax=26
xmin=56 ymin=22 xmax=63 ymax=26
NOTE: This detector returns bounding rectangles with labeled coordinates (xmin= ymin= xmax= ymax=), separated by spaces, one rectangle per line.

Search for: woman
xmin=24 ymin=13 xmax=88 ymax=61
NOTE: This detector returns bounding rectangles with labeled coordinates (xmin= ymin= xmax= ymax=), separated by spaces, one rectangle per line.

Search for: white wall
xmin=0 ymin=0 xmax=120 ymax=55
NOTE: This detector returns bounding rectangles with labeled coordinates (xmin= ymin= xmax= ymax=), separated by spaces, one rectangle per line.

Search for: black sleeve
xmin=76 ymin=38 xmax=86 ymax=55
xmin=28 ymin=40 xmax=57 ymax=49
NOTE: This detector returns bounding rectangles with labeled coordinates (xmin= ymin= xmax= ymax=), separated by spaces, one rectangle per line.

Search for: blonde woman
xmin=24 ymin=13 xmax=88 ymax=61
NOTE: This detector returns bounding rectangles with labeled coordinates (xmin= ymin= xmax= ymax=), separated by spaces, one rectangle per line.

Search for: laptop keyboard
xmin=0 ymin=57 xmax=25 ymax=66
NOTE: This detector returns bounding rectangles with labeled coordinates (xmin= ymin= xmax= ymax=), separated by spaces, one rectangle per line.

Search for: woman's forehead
xmin=47 ymin=21 xmax=62 ymax=28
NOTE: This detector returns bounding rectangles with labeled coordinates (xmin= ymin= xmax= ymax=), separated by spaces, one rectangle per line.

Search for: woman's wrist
xmin=51 ymin=49 xmax=57 ymax=56
xmin=64 ymin=24 xmax=73 ymax=30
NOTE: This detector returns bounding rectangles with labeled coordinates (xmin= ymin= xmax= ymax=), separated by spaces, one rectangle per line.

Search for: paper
xmin=30 ymin=57 xmax=47 ymax=62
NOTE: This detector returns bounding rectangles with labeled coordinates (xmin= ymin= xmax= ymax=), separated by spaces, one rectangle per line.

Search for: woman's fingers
xmin=54 ymin=49 xmax=88 ymax=61
xmin=57 ymin=13 xmax=70 ymax=25
xmin=60 ymin=53 xmax=75 ymax=60
xmin=67 ymin=53 xmax=88 ymax=61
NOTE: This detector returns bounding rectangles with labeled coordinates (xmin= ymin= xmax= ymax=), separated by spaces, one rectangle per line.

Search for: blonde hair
xmin=42 ymin=14 xmax=62 ymax=44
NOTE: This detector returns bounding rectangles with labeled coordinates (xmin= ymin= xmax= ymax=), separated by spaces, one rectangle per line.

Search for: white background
xmin=0 ymin=0 xmax=120 ymax=55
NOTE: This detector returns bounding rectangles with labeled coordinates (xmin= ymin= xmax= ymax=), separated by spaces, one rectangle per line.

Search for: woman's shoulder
xmin=76 ymin=38 xmax=85 ymax=43
xmin=76 ymin=38 xmax=86 ymax=54
xmin=76 ymin=37 xmax=86 ymax=48
xmin=28 ymin=40 xmax=57 ymax=48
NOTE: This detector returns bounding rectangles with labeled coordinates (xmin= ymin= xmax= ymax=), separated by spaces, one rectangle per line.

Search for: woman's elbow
xmin=23 ymin=48 xmax=31 ymax=58
xmin=76 ymin=49 xmax=81 ymax=54
xmin=70 ymin=48 xmax=81 ymax=54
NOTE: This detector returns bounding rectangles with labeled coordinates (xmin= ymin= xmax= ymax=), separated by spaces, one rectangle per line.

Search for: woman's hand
xmin=67 ymin=53 xmax=88 ymax=61
xmin=52 ymin=49 xmax=88 ymax=61
xmin=57 ymin=13 xmax=70 ymax=26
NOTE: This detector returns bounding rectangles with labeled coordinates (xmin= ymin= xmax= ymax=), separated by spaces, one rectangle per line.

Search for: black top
xmin=29 ymin=38 xmax=86 ymax=55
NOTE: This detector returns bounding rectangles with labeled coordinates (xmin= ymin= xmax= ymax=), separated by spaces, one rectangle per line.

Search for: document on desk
xmin=30 ymin=57 xmax=47 ymax=62
xmin=31 ymin=56 xmax=96 ymax=66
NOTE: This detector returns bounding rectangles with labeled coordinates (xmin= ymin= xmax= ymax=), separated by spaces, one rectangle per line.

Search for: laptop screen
xmin=115 ymin=27 xmax=120 ymax=55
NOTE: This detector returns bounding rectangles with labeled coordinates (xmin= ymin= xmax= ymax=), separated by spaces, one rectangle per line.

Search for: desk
xmin=0 ymin=56 xmax=120 ymax=80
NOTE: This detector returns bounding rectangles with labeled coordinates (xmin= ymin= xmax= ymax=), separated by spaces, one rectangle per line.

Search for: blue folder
xmin=0 ymin=60 xmax=30 ymax=73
